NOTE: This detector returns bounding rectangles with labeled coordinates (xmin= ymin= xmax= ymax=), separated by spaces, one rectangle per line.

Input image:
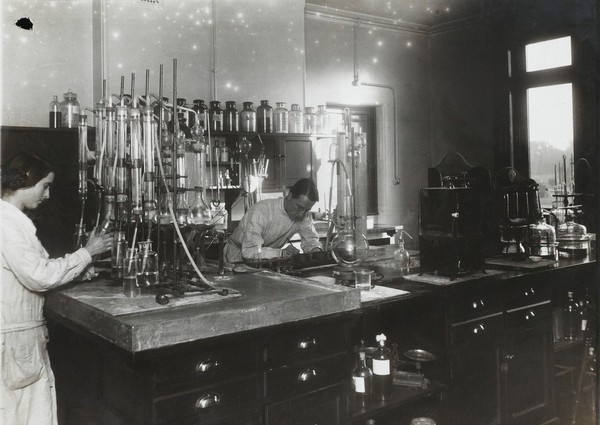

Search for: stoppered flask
xmin=240 ymin=101 xmax=256 ymax=132
xmin=209 ymin=100 xmax=223 ymax=132
xmin=273 ymin=102 xmax=289 ymax=133
xmin=304 ymin=106 xmax=316 ymax=134
xmin=372 ymin=333 xmax=392 ymax=401
xmin=393 ymin=228 xmax=411 ymax=272
xmin=61 ymin=89 xmax=80 ymax=128
xmin=223 ymin=101 xmax=238 ymax=132
xmin=289 ymin=103 xmax=303 ymax=133
xmin=49 ymin=95 xmax=62 ymax=128
xmin=352 ymin=350 xmax=373 ymax=408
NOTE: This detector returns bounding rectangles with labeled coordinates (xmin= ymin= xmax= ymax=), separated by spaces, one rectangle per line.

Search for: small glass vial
xmin=192 ymin=99 xmax=207 ymax=131
xmin=49 ymin=95 xmax=62 ymax=128
xmin=257 ymin=100 xmax=272 ymax=133
xmin=208 ymin=100 xmax=223 ymax=132
xmin=289 ymin=103 xmax=303 ymax=133
xmin=223 ymin=101 xmax=238 ymax=132
xmin=61 ymin=89 xmax=80 ymax=128
xmin=352 ymin=351 xmax=373 ymax=408
xmin=220 ymin=142 xmax=230 ymax=162
xmin=316 ymin=104 xmax=330 ymax=134
xmin=304 ymin=106 xmax=316 ymax=134
xmin=240 ymin=101 xmax=256 ymax=132
xmin=273 ymin=102 xmax=289 ymax=133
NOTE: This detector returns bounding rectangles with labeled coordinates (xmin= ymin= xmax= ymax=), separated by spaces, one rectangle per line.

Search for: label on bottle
xmin=372 ymin=359 xmax=390 ymax=375
xmin=353 ymin=376 xmax=366 ymax=393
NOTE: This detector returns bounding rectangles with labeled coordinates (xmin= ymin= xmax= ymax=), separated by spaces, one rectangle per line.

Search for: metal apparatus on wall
xmin=78 ymin=59 xmax=229 ymax=298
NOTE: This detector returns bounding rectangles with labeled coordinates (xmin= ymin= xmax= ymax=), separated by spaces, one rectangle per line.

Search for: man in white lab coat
xmin=224 ymin=178 xmax=323 ymax=263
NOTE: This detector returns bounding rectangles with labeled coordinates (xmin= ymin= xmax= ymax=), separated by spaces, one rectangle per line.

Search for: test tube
xmin=130 ymin=106 xmax=143 ymax=216
xmin=142 ymin=104 xmax=157 ymax=221
xmin=115 ymin=104 xmax=129 ymax=218
xmin=77 ymin=114 xmax=88 ymax=200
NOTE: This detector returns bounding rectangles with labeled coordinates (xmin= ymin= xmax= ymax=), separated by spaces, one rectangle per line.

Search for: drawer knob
xmin=471 ymin=299 xmax=485 ymax=309
xmin=472 ymin=324 xmax=485 ymax=334
xmin=525 ymin=310 xmax=536 ymax=320
xmin=298 ymin=368 xmax=317 ymax=382
xmin=524 ymin=288 xmax=535 ymax=297
xmin=298 ymin=337 xmax=317 ymax=350
xmin=196 ymin=359 xmax=220 ymax=373
xmin=195 ymin=394 xmax=220 ymax=409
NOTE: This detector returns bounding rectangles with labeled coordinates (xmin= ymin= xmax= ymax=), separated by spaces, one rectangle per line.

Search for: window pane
xmin=527 ymin=83 xmax=574 ymax=208
xmin=526 ymin=36 xmax=571 ymax=72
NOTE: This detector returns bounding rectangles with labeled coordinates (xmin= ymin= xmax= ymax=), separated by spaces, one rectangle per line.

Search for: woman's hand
xmin=84 ymin=231 xmax=113 ymax=257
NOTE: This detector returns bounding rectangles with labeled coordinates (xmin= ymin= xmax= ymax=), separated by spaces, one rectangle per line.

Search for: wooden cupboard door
xmin=449 ymin=314 xmax=504 ymax=425
xmin=264 ymin=383 xmax=345 ymax=425
xmin=282 ymin=138 xmax=313 ymax=187
xmin=504 ymin=302 xmax=557 ymax=425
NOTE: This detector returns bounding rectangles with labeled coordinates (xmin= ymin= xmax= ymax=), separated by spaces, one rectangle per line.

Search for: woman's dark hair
xmin=289 ymin=178 xmax=319 ymax=202
xmin=1 ymin=153 xmax=54 ymax=196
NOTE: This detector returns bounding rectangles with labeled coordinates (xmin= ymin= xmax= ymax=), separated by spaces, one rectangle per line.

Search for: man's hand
xmin=282 ymin=245 xmax=300 ymax=257
xmin=308 ymin=246 xmax=324 ymax=253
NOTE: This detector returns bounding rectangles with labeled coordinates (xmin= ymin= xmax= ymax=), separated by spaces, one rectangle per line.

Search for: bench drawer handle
xmin=196 ymin=359 xmax=220 ymax=373
xmin=196 ymin=394 xmax=220 ymax=409
xmin=298 ymin=368 xmax=317 ymax=382
xmin=298 ymin=337 xmax=317 ymax=350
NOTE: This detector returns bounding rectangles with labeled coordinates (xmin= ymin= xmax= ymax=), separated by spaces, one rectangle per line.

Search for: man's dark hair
xmin=288 ymin=178 xmax=319 ymax=202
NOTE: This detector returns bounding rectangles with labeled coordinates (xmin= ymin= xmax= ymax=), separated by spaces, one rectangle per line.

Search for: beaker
xmin=354 ymin=269 xmax=373 ymax=291
xmin=123 ymin=248 xmax=141 ymax=298
xmin=111 ymin=231 xmax=128 ymax=280
xmin=137 ymin=242 xmax=159 ymax=290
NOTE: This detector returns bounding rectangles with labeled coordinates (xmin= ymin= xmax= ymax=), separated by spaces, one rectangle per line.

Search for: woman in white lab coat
xmin=0 ymin=153 xmax=112 ymax=425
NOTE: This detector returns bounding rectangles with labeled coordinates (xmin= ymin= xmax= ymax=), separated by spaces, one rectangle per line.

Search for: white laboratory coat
xmin=224 ymin=197 xmax=322 ymax=263
xmin=0 ymin=199 xmax=92 ymax=425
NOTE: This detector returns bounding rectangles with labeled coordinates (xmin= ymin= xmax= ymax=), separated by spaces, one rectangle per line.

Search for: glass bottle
xmin=564 ymin=291 xmax=581 ymax=341
xmin=527 ymin=215 xmax=556 ymax=259
xmin=223 ymin=101 xmax=238 ymax=132
xmin=214 ymin=138 xmax=221 ymax=162
xmin=273 ymin=102 xmax=289 ymax=134
xmin=372 ymin=333 xmax=392 ymax=401
xmin=394 ymin=228 xmax=411 ymax=273
xmin=256 ymin=100 xmax=272 ymax=133
xmin=192 ymin=99 xmax=207 ymax=132
xmin=240 ymin=101 xmax=256 ymax=132
xmin=289 ymin=103 xmax=303 ymax=133
xmin=188 ymin=188 xmax=212 ymax=225
xmin=61 ymin=89 xmax=80 ymax=128
xmin=220 ymin=141 xmax=230 ymax=162
xmin=111 ymin=230 xmax=128 ymax=280
xmin=304 ymin=106 xmax=316 ymax=134
xmin=209 ymin=100 xmax=223 ymax=132
xmin=556 ymin=213 xmax=589 ymax=259
xmin=352 ymin=351 xmax=373 ymax=408
xmin=123 ymin=248 xmax=141 ymax=298
xmin=315 ymin=104 xmax=330 ymax=134
xmin=49 ymin=95 xmax=62 ymax=128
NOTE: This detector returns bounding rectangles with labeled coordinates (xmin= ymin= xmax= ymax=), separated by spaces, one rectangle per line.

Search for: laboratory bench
xmin=45 ymin=246 xmax=597 ymax=425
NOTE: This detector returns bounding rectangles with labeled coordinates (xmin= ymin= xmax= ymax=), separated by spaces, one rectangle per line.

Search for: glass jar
xmin=111 ymin=230 xmax=128 ymax=281
xmin=123 ymin=248 xmax=141 ymax=298
xmin=208 ymin=100 xmax=223 ymax=132
xmin=273 ymin=102 xmax=289 ymax=134
xmin=316 ymin=104 xmax=330 ymax=134
xmin=556 ymin=213 xmax=589 ymax=259
xmin=192 ymin=99 xmax=207 ymax=132
xmin=527 ymin=216 xmax=556 ymax=259
xmin=289 ymin=103 xmax=303 ymax=133
xmin=256 ymin=100 xmax=272 ymax=133
xmin=304 ymin=106 xmax=316 ymax=134
xmin=49 ymin=95 xmax=62 ymax=128
xmin=240 ymin=101 xmax=256 ymax=132
xmin=137 ymin=241 xmax=159 ymax=290
xmin=61 ymin=89 xmax=80 ymax=128
xmin=223 ymin=101 xmax=238 ymax=132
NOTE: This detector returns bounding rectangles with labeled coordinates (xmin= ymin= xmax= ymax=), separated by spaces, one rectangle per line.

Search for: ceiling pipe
xmin=352 ymin=22 xmax=400 ymax=185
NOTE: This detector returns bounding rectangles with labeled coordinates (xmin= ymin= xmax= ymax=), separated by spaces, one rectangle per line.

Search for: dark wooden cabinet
xmin=446 ymin=278 xmax=558 ymax=425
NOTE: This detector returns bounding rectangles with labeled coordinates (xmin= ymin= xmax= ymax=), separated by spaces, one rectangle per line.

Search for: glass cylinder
xmin=240 ymin=101 xmax=256 ymax=132
xmin=304 ymin=106 xmax=316 ymax=134
xmin=273 ymin=102 xmax=289 ymax=134
xmin=49 ymin=95 xmax=62 ymax=128
xmin=223 ymin=101 xmax=238 ymax=132
xmin=257 ymin=100 xmax=272 ymax=133
xmin=316 ymin=104 xmax=330 ymax=134
xmin=137 ymin=241 xmax=159 ymax=290
xmin=208 ymin=100 xmax=223 ymax=132
xmin=111 ymin=230 xmax=128 ymax=280
xmin=123 ymin=248 xmax=141 ymax=298
xmin=61 ymin=89 xmax=80 ymax=128
xmin=289 ymin=103 xmax=303 ymax=133
xmin=192 ymin=99 xmax=207 ymax=131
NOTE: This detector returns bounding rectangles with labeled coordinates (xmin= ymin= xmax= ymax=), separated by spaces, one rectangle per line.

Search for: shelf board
xmin=349 ymin=381 xmax=445 ymax=421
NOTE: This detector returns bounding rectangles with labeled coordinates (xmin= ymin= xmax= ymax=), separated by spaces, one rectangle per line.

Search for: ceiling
xmin=305 ymin=0 xmax=486 ymax=28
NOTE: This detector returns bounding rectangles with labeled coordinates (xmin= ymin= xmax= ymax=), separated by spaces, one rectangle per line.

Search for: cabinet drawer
xmin=155 ymin=340 xmax=258 ymax=384
xmin=265 ymin=322 xmax=348 ymax=366
xmin=505 ymin=301 xmax=551 ymax=329
xmin=450 ymin=312 xmax=503 ymax=346
xmin=505 ymin=281 xmax=550 ymax=310
xmin=265 ymin=354 xmax=347 ymax=397
xmin=153 ymin=375 xmax=258 ymax=423
xmin=448 ymin=286 xmax=503 ymax=323
xmin=265 ymin=383 xmax=345 ymax=425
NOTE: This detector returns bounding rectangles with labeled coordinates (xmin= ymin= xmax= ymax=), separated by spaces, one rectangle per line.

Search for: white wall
xmin=1 ymin=0 xmax=94 ymax=127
